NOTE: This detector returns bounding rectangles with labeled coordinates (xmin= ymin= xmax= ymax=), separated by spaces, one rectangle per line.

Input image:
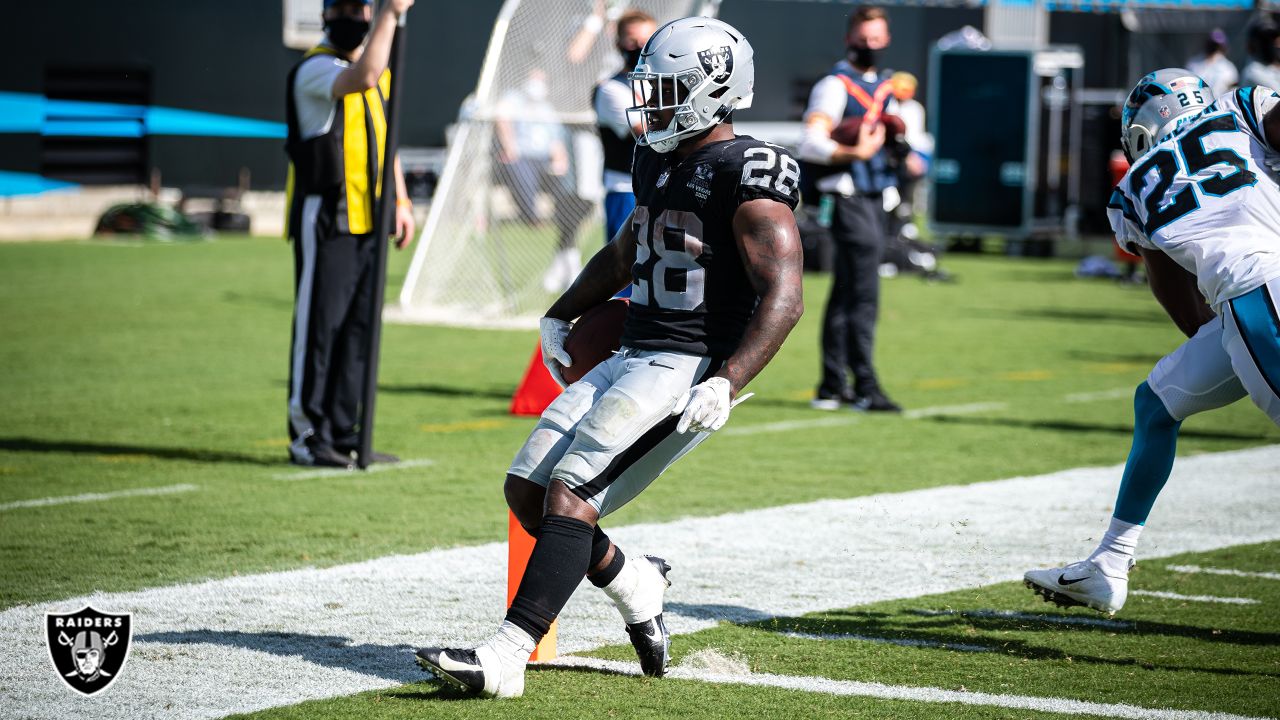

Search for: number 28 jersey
xmin=1108 ymin=86 xmax=1280 ymax=310
xmin=621 ymin=136 xmax=800 ymax=357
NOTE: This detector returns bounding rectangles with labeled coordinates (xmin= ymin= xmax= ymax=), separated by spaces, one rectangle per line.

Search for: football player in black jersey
xmin=416 ymin=17 xmax=804 ymax=698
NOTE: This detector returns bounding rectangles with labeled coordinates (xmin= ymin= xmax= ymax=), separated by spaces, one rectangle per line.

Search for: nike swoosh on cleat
xmin=1057 ymin=574 xmax=1090 ymax=586
xmin=643 ymin=626 xmax=663 ymax=644
xmin=436 ymin=652 xmax=483 ymax=674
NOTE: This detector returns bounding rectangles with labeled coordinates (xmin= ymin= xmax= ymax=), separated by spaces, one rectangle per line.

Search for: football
xmin=830 ymin=113 xmax=907 ymax=146
xmin=561 ymin=298 xmax=628 ymax=384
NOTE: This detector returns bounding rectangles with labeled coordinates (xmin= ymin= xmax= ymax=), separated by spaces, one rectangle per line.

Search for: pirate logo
xmin=46 ymin=606 xmax=132 ymax=696
xmin=698 ymin=45 xmax=733 ymax=83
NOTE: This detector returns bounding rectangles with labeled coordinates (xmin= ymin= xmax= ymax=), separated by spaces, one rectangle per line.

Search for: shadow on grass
xmin=0 ymin=437 xmax=279 ymax=466
xmin=969 ymin=306 xmax=1167 ymax=327
xmin=1066 ymin=349 xmax=1167 ymax=365
xmin=138 ymin=630 xmax=421 ymax=683
xmin=744 ymin=610 xmax=1280 ymax=679
xmin=924 ymin=415 xmax=1272 ymax=442
xmin=377 ymin=383 xmax=516 ymax=401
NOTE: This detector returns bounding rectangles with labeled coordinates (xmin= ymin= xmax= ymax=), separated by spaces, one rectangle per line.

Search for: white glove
xmin=539 ymin=317 xmax=573 ymax=388
xmin=670 ymin=377 xmax=734 ymax=434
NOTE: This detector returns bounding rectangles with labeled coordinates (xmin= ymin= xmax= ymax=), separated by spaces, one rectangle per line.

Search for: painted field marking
xmin=902 ymin=402 xmax=1006 ymax=420
xmin=419 ymin=419 xmax=508 ymax=433
xmin=547 ymin=656 xmax=1269 ymax=720
xmin=908 ymin=608 xmax=1135 ymax=630
xmin=1165 ymin=565 xmax=1280 ymax=581
xmin=0 ymin=483 xmax=198 ymax=512
xmin=2 ymin=446 xmax=1277 ymax=720
xmin=732 ymin=385 xmax=1140 ymax=437
xmin=780 ymin=630 xmax=993 ymax=653
xmin=270 ymin=458 xmax=436 ymax=481
xmin=1064 ymin=387 xmax=1134 ymax=403
xmin=1130 ymin=590 xmax=1260 ymax=605
xmin=722 ymin=416 xmax=856 ymax=436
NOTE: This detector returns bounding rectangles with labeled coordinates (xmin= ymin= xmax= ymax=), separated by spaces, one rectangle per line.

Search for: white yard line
xmin=1 ymin=446 xmax=1277 ymax=719
xmin=1130 ymin=590 xmax=1260 ymax=605
xmin=549 ymin=656 xmax=1271 ymax=720
xmin=902 ymin=402 xmax=1007 ymax=420
xmin=908 ymin=609 xmax=1135 ymax=630
xmin=1063 ymin=388 xmax=1135 ymax=403
xmin=780 ymin=631 xmax=993 ymax=653
xmin=270 ymin=458 xmax=436 ymax=481
xmin=721 ymin=416 xmax=857 ymax=436
xmin=0 ymin=484 xmax=198 ymax=512
xmin=728 ymin=386 xmax=1142 ymax=438
xmin=1165 ymin=565 xmax=1280 ymax=581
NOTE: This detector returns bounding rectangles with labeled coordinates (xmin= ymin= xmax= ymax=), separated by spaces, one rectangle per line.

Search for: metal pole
xmin=357 ymin=5 xmax=408 ymax=469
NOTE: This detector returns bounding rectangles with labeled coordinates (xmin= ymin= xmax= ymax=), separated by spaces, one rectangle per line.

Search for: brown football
xmin=562 ymin=298 xmax=628 ymax=384
xmin=831 ymin=113 xmax=907 ymax=146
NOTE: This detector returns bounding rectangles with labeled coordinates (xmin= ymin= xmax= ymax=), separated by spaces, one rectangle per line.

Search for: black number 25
xmin=1130 ymin=114 xmax=1258 ymax=236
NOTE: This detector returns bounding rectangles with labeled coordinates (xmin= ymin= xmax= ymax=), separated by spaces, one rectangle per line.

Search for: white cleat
xmin=415 ymin=626 xmax=534 ymax=698
xmin=603 ymin=555 xmax=673 ymax=677
xmin=1024 ymin=559 xmax=1129 ymax=615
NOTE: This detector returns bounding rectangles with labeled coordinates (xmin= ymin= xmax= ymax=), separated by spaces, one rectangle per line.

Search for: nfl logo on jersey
xmin=1158 ymin=105 xmax=1171 ymax=119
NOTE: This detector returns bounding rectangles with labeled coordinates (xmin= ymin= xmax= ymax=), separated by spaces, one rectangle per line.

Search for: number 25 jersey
xmin=1108 ymin=86 xmax=1280 ymax=310
xmin=622 ymin=136 xmax=800 ymax=358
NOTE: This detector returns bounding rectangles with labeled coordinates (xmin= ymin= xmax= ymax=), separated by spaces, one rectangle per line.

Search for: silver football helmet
xmin=1120 ymin=68 xmax=1213 ymax=162
xmin=627 ymin=16 xmax=754 ymax=153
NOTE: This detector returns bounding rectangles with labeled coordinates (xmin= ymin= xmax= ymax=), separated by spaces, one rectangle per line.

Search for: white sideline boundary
xmin=0 ymin=483 xmax=198 ymax=512
xmin=1166 ymin=565 xmax=1280 ymax=581
xmin=1 ymin=445 xmax=1278 ymax=719
xmin=549 ymin=656 xmax=1272 ymax=720
xmin=1130 ymin=590 xmax=1259 ymax=605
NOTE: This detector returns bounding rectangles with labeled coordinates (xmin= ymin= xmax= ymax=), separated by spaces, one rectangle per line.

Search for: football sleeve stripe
xmin=1107 ymin=187 xmax=1141 ymax=226
xmin=1237 ymin=86 xmax=1265 ymax=142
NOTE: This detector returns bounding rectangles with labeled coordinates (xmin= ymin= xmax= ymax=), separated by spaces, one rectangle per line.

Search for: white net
xmin=393 ymin=0 xmax=716 ymax=329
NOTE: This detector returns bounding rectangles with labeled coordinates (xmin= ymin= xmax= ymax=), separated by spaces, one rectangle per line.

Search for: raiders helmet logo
xmin=698 ymin=45 xmax=733 ymax=83
xmin=46 ymin=606 xmax=132 ymax=696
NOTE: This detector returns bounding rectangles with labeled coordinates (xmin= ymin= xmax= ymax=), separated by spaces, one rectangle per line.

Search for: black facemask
xmin=848 ymin=45 xmax=877 ymax=70
xmin=325 ymin=17 xmax=370 ymax=52
xmin=621 ymin=47 xmax=643 ymax=71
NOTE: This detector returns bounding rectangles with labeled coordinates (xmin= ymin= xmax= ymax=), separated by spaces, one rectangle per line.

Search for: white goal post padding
xmin=392 ymin=0 xmax=718 ymax=329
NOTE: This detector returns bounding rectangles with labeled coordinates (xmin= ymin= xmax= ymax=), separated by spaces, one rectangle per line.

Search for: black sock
xmin=505 ymin=514 xmax=594 ymax=642
xmin=588 ymin=542 xmax=625 ymax=588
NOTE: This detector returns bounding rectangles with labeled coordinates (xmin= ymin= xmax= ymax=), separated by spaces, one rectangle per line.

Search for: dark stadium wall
xmin=5 ymin=0 xmax=503 ymax=190
xmin=4 ymin=1 xmax=1138 ymax=192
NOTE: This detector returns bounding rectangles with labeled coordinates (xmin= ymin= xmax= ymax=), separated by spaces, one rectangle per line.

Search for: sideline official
xmin=285 ymin=0 xmax=415 ymax=468
xmin=799 ymin=5 xmax=902 ymax=413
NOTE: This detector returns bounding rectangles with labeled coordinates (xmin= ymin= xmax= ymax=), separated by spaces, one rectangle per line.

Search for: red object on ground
xmin=509 ymin=345 xmax=563 ymax=416
xmin=508 ymin=511 xmax=556 ymax=660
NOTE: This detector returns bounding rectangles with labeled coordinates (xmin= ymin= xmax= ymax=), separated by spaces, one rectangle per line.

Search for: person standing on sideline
xmin=1187 ymin=28 xmax=1238 ymax=98
xmin=1243 ymin=19 xmax=1280 ymax=90
xmin=800 ymin=5 xmax=903 ymax=412
xmin=593 ymin=10 xmax=657 ymax=245
xmin=284 ymin=0 xmax=415 ymax=468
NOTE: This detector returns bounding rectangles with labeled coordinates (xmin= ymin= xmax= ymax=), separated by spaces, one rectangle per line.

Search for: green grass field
xmin=1 ymin=236 xmax=1277 ymax=718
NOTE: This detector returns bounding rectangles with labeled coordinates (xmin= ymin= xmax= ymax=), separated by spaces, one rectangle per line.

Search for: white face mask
xmin=524 ymin=78 xmax=548 ymax=102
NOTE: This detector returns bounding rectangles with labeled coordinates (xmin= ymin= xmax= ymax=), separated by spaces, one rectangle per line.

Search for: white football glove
xmin=671 ymin=377 xmax=734 ymax=434
xmin=539 ymin=317 xmax=573 ymax=388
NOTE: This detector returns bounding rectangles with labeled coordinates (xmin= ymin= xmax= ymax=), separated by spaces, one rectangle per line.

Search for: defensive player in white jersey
xmin=414 ymin=17 xmax=804 ymax=697
xmin=1025 ymin=69 xmax=1280 ymax=615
